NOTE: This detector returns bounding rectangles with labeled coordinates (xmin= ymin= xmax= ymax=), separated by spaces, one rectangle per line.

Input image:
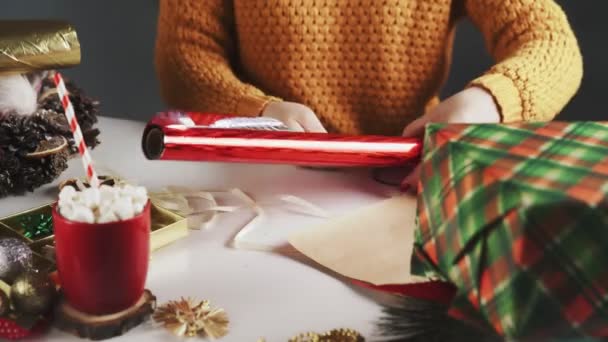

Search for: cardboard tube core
xmin=142 ymin=127 xmax=164 ymax=160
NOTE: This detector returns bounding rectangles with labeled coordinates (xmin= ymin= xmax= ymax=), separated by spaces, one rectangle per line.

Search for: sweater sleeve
xmin=155 ymin=0 xmax=279 ymax=116
xmin=465 ymin=0 xmax=583 ymax=122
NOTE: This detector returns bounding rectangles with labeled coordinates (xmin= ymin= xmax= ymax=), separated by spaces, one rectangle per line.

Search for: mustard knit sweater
xmin=156 ymin=0 xmax=582 ymax=136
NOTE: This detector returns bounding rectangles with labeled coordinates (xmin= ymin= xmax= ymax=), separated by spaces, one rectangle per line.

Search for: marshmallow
xmin=80 ymin=187 xmax=101 ymax=208
xmin=112 ymin=197 xmax=135 ymax=221
xmin=98 ymin=202 xmax=113 ymax=214
xmin=97 ymin=210 xmax=119 ymax=224
xmin=59 ymin=203 xmax=73 ymax=220
xmin=134 ymin=187 xmax=147 ymax=200
xmin=99 ymin=185 xmax=116 ymax=202
xmin=133 ymin=201 xmax=146 ymax=214
xmin=120 ymin=184 xmax=135 ymax=197
xmin=70 ymin=205 xmax=95 ymax=224
xmin=58 ymin=183 xmax=148 ymax=223
xmin=58 ymin=186 xmax=77 ymax=202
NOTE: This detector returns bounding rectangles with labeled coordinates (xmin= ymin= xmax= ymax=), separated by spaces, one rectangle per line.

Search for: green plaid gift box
xmin=411 ymin=121 xmax=608 ymax=340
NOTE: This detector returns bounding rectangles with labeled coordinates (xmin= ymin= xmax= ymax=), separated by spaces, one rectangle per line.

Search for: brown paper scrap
xmin=288 ymin=195 xmax=426 ymax=286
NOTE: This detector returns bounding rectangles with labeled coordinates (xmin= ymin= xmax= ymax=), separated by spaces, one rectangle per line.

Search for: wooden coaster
xmin=54 ymin=290 xmax=156 ymax=341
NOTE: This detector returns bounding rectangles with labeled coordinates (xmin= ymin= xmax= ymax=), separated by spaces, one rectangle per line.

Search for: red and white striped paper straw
xmin=53 ymin=72 xmax=100 ymax=188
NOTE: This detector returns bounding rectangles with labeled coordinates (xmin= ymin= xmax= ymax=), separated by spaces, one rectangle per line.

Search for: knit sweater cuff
xmin=236 ymin=94 xmax=281 ymax=117
xmin=469 ymin=73 xmax=523 ymax=123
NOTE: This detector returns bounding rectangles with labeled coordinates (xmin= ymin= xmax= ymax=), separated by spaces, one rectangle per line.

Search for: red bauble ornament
xmin=0 ymin=318 xmax=48 ymax=340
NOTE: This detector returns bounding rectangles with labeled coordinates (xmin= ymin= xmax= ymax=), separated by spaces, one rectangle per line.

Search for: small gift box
xmin=0 ymin=201 xmax=188 ymax=261
xmin=412 ymin=122 xmax=608 ymax=340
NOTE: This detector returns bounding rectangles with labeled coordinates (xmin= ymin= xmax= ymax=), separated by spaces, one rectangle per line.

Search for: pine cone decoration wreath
xmin=0 ymin=74 xmax=101 ymax=198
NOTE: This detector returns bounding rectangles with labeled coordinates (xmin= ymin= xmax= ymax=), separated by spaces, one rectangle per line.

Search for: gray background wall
xmin=3 ymin=1 xmax=605 ymax=122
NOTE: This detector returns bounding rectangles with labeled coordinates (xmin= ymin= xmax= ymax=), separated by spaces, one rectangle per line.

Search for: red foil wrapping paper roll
xmin=142 ymin=111 xmax=422 ymax=167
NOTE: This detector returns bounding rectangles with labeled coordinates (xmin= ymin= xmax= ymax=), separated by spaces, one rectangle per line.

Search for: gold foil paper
xmin=0 ymin=202 xmax=189 ymax=257
xmin=0 ymin=20 xmax=81 ymax=75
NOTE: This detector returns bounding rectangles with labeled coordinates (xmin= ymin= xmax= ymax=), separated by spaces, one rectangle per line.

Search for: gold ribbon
xmin=149 ymin=187 xmax=330 ymax=250
xmin=88 ymin=163 xmax=331 ymax=250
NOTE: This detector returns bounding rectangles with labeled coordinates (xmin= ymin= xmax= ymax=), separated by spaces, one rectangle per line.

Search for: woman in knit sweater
xmin=155 ymin=0 xmax=582 ymax=187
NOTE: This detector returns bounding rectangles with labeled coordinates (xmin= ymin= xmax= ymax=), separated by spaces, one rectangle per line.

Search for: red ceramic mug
xmin=53 ymin=202 xmax=151 ymax=315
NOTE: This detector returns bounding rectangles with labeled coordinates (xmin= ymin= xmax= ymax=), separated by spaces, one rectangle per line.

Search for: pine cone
xmin=0 ymin=75 xmax=101 ymax=198
xmin=0 ymin=114 xmax=42 ymax=156
xmin=39 ymin=77 xmax=100 ymax=148
xmin=16 ymin=150 xmax=69 ymax=193
xmin=0 ymin=150 xmax=17 ymax=197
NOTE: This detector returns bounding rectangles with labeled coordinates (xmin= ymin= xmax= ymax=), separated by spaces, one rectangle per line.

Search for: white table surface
xmin=0 ymin=117 xmax=402 ymax=342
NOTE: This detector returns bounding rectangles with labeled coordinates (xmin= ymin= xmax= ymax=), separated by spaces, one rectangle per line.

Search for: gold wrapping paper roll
xmin=0 ymin=20 xmax=80 ymax=75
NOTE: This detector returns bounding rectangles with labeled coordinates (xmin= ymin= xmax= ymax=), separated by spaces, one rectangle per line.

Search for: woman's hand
xmin=262 ymin=101 xmax=327 ymax=133
xmin=401 ymin=87 xmax=501 ymax=192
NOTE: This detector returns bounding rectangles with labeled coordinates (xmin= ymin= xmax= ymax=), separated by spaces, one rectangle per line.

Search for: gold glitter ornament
xmin=10 ymin=271 xmax=55 ymax=315
xmin=289 ymin=328 xmax=364 ymax=342
xmin=153 ymin=298 xmax=229 ymax=339
xmin=288 ymin=331 xmax=321 ymax=342
xmin=320 ymin=328 xmax=364 ymax=342
xmin=0 ymin=290 xmax=9 ymax=316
